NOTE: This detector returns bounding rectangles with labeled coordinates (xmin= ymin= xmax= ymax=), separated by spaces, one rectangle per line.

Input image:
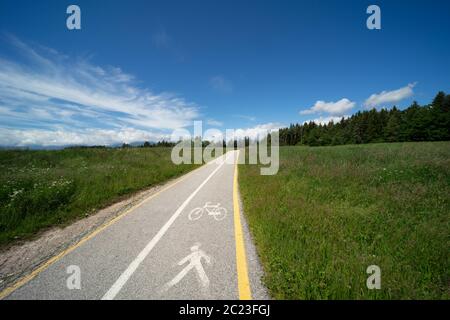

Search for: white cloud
xmin=233 ymin=123 xmax=282 ymax=140
xmin=206 ymin=119 xmax=223 ymax=126
xmin=0 ymin=127 xmax=169 ymax=147
xmin=364 ymin=83 xmax=416 ymax=108
xmin=203 ymin=123 xmax=282 ymax=142
xmin=233 ymin=114 xmax=256 ymax=122
xmin=0 ymin=35 xmax=201 ymax=146
xmin=210 ymin=75 xmax=233 ymax=93
xmin=300 ymin=98 xmax=355 ymax=116
xmin=305 ymin=115 xmax=349 ymax=125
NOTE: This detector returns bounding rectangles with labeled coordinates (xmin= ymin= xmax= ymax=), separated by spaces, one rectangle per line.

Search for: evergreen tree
xmin=384 ymin=107 xmax=402 ymax=142
xmin=279 ymin=91 xmax=449 ymax=146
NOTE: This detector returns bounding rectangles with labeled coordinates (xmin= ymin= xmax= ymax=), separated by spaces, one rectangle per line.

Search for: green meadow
xmin=1 ymin=142 xmax=448 ymax=299
xmin=239 ymin=142 xmax=450 ymax=299
xmin=0 ymin=147 xmax=199 ymax=245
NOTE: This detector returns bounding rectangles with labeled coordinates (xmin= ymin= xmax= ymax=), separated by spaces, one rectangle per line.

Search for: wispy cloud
xmin=206 ymin=119 xmax=223 ymax=127
xmin=0 ymin=127 xmax=169 ymax=147
xmin=364 ymin=83 xmax=416 ymax=108
xmin=300 ymin=98 xmax=355 ymax=116
xmin=0 ymin=35 xmax=200 ymax=146
xmin=151 ymin=28 xmax=184 ymax=62
xmin=233 ymin=114 xmax=256 ymax=122
xmin=152 ymin=29 xmax=172 ymax=49
xmin=209 ymin=75 xmax=233 ymax=93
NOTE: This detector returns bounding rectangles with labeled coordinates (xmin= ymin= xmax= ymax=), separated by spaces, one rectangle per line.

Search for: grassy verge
xmin=239 ymin=142 xmax=450 ymax=299
xmin=0 ymin=147 xmax=199 ymax=245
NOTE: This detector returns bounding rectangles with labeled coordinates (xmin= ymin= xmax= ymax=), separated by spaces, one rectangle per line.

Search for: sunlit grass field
xmin=0 ymin=147 xmax=199 ymax=245
xmin=239 ymin=142 xmax=450 ymax=299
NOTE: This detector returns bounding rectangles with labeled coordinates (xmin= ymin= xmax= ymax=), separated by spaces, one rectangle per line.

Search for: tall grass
xmin=239 ymin=142 xmax=450 ymax=299
xmin=0 ymin=147 xmax=199 ymax=245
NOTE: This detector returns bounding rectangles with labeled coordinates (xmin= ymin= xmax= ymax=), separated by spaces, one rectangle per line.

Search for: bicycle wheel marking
xmin=188 ymin=202 xmax=228 ymax=221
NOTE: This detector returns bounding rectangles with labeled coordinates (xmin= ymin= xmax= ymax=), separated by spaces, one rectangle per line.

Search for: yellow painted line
xmin=0 ymin=163 xmax=208 ymax=300
xmin=233 ymin=150 xmax=252 ymax=300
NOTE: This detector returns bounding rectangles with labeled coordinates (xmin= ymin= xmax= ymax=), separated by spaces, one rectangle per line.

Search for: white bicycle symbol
xmin=188 ymin=202 xmax=227 ymax=221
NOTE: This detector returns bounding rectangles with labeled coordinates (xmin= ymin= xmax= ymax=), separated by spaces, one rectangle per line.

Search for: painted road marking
xmin=162 ymin=243 xmax=211 ymax=295
xmin=188 ymin=202 xmax=227 ymax=221
xmin=0 ymin=158 xmax=215 ymax=300
xmin=102 ymin=156 xmax=227 ymax=300
xmin=233 ymin=150 xmax=252 ymax=300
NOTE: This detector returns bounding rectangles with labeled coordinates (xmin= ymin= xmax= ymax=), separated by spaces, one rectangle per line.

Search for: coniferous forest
xmin=279 ymin=91 xmax=450 ymax=146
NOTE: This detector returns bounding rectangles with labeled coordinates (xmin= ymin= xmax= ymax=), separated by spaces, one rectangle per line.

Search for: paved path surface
xmin=3 ymin=151 xmax=268 ymax=300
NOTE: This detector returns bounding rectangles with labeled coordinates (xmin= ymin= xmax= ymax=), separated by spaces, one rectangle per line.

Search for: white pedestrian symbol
xmin=162 ymin=243 xmax=212 ymax=294
xmin=188 ymin=202 xmax=227 ymax=221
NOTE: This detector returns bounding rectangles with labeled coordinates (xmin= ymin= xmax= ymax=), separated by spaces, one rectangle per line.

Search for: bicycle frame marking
xmin=188 ymin=202 xmax=227 ymax=221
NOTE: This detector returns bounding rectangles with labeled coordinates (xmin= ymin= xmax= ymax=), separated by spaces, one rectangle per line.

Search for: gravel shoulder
xmin=0 ymin=175 xmax=187 ymax=292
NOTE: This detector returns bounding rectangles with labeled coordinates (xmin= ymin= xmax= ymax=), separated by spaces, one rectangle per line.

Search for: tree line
xmin=279 ymin=91 xmax=450 ymax=146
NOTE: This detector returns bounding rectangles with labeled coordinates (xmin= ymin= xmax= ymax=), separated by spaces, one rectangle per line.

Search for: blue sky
xmin=0 ymin=0 xmax=449 ymax=146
